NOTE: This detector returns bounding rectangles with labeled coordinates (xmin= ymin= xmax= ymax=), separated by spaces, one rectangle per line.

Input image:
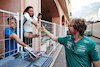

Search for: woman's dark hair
xmin=23 ymin=6 xmax=33 ymax=14
xmin=72 ymin=18 xmax=87 ymax=36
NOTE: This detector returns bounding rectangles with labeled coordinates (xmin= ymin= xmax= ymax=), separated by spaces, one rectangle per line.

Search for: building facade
xmin=0 ymin=0 xmax=71 ymax=56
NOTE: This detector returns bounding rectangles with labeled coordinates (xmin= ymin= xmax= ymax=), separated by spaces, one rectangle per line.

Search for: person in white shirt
xmin=23 ymin=6 xmax=40 ymax=47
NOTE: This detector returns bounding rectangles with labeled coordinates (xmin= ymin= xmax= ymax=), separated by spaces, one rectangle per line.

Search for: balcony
xmin=0 ymin=9 xmax=68 ymax=67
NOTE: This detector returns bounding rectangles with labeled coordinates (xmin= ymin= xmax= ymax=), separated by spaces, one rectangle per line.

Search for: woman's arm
xmin=31 ymin=20 xmax=38 ymax=27
xmin=24 ymin=13 xmax=38 ymax=27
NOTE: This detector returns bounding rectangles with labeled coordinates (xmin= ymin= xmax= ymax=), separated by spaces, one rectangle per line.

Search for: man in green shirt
xmin=38 ymin=18 xmax=100 ymax=67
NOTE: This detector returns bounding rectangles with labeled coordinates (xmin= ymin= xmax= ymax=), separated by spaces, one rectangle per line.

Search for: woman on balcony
xmin=23 ymin=6 xmax=41 ymax=47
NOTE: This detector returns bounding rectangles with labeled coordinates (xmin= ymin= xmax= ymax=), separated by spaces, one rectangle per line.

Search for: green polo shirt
xmin=58 ymin=35 xmax=99 ymax=67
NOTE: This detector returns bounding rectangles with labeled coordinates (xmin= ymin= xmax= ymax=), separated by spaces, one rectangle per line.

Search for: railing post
xmin=65 ymin=27 xmax=68 ymax=36
xmin=53 ymin=23 xmax=56 ymax=50
xmin=17 ymin=12 xmax=20 ymax=52
xmin=21 ymin=13 xmax=23 ymax=51
xmin=60 ymin=25 xmax=62 ymax=36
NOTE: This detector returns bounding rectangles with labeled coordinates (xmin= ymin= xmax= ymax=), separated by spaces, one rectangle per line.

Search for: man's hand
xmin=38 ymin=25 xmax=58 ymax=42
xmin=33 ymin=34 xmax=39 ymax=38
xmin=25 ymin=45 xmax=30 ymax=48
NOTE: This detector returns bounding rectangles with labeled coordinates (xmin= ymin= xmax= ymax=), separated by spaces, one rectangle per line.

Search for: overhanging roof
xmin=58 ymin=0 xmax=70 ymax=21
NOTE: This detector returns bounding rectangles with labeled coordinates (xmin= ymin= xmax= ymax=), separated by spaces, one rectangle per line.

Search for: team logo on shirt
xmin=84 ymin=39 xmax=89 ymax=44
xmin=77 ymin=45 xmax=86 ymax=53
xmin=68 ymin=37 xmax=72 ymax=40
xmin=67 ymin=41 xmax=72 ymax=49
xmin=95 ymin=46 xmax=98 ymax=52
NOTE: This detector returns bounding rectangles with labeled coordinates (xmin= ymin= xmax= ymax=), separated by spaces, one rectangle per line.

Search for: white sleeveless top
xmin=23 ymin=12 xmax=38 ymax=32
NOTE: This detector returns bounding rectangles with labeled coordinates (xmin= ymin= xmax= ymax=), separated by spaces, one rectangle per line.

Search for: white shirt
xmin=23 ymin=12 xmax=38 ymax=32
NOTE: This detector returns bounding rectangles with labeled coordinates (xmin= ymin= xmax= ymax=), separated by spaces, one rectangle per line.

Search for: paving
xmin=53 ymin=46 xmax=66 ymax=67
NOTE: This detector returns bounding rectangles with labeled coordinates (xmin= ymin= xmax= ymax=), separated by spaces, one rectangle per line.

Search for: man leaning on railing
xmin=3 ymin=16 xmax=39 ymax=57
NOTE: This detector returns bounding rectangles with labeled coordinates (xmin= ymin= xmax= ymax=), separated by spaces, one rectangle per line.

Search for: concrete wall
xmin=92 ymin=22 xmax=100 ymax=38
xmin=87 ymin=22 xmax=100 ymax=38
xmin=0 ymin=0 xmax=21 ymax=13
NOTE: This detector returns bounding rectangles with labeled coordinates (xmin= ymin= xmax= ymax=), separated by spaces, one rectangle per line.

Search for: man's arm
xmin=10 ymin=33 xmax=29 ymax=47
xmin=93 ymin=60 xmax=100 ymax=67
xmin=24 ymin=32 xmax=39 ymax=38
xmin=88 ymin=42 xmax=100 ymax=67
xmin=38 ymin=25 xmax=58 ymax=42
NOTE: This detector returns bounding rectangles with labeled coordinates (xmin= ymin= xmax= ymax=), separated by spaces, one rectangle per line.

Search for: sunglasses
xmin=68 ymin=25 xmax=73 ymax=27
xmin=9 ymin=17 xmax=16 ymax=20
xmin=72 ymin=42 xmax=75 ymax=53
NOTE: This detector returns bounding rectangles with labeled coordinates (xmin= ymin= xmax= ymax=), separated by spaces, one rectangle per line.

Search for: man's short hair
xmin=72 ymin=18 xmax=87 ymax=36
xmin=7 ymin=17 xmax=16 ymax=24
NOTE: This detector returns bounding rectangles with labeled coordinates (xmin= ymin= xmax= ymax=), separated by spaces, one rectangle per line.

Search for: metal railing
xmin=0 ymin=9 xmax=68 ymax=59
xmin=0 ymin=9 xmax=20 ymax=58
xmin=40 ymin=20 xmax=68 ymax=56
